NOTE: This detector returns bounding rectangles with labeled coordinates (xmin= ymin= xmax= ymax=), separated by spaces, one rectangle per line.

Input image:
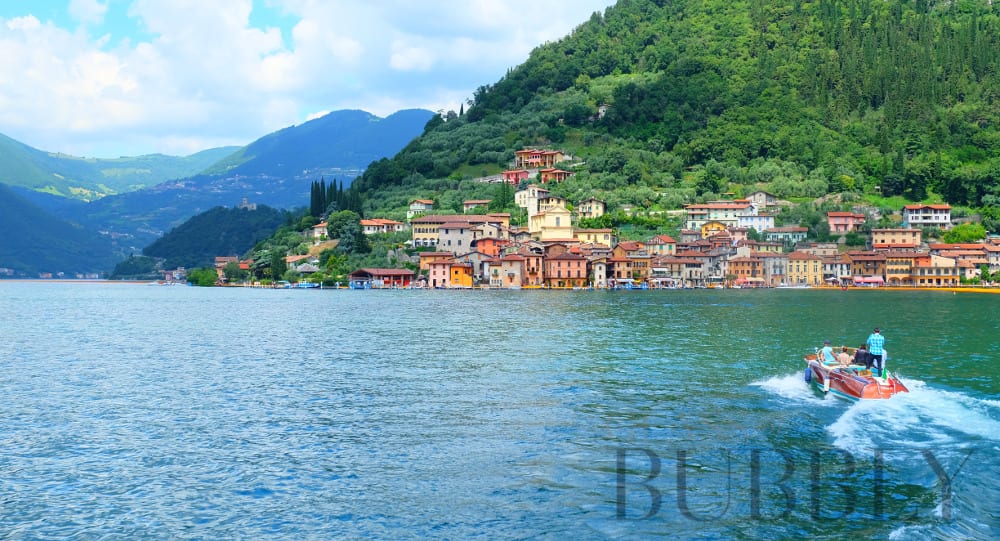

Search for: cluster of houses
xmin=347 ymin=185 xmax=999 ymax=289
xmin=197 ymin=156 xmax=997 ymax=289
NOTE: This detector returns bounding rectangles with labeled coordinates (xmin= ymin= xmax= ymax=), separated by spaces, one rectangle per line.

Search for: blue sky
xmin=0 ymin=0 xmax=614 ymax=158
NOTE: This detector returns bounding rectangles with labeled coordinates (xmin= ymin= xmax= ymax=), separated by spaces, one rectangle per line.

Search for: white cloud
xmin=0 ymin=0 xmax=614 ymax=157
xmin=389 ymin=41 xmax=435 ymax=72
xmin=68 ymin=0 xmax=108 ymax=26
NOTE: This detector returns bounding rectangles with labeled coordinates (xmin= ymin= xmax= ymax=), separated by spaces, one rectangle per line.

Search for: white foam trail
xmin=751 ymin=372 xmax=837 ymax=406
xmin=828 ymin=381 xmax=1000 ymax=456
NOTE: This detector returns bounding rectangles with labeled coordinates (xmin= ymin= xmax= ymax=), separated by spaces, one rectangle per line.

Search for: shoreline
xmin=5 ymin=279 xmax=999 ymax=294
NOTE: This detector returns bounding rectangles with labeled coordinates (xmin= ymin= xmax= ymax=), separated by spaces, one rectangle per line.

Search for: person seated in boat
xmin=837 ymin=346 xmax=852 ymax=367
xmin=853 ymin=344 xmax=871 ymax=369
xmin=821 ymin=340 xmax=837 ymax=365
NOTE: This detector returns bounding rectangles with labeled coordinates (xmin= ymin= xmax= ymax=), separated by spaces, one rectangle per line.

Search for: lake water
xmin=1 ymin=282 xmax=998 ymax=539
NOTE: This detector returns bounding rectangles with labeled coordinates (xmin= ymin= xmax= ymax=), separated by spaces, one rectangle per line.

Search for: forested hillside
xmin=0 ymin=184 xmax=118 ymax=276
xmin=352 ymin=0 xmax=1000 ymax=230
xmin=141 ymin=205 xmax=290 ymax=270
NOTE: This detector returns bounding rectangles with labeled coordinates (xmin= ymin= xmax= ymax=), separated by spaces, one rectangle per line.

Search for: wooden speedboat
xmin=804 ymin=348 xmax=908 ymax=401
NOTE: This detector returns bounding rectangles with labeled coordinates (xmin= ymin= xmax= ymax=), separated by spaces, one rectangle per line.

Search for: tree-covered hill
xmin=0 ymin=183 xmax=119 ymax=276
xmin=141 ymin=205 xmax=290 ymax=270
xmin=352 ymin=0 xmax=1000 ymax=230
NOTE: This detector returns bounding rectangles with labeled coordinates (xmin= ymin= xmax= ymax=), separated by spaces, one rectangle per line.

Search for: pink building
xmin=827 ymin=211 xmax=866 ymax=233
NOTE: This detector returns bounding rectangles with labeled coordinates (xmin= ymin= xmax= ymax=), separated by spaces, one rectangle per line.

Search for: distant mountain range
xmin=0 ymin=108 xmax=434 ymax=276
xmin=0 ymin=133 xmax=238 ymax=200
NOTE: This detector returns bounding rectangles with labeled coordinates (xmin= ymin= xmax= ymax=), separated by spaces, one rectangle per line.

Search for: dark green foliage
xmin=490 ymin=181 xmax=515 ymax=212
xmin=326 ymin=210 xmax=370 ymax=254
xmin=350 ymin=0 xmax=1000 ymax=220
xmin=269 ymin=251 xmax=287 ymax=281
xmin=0 ymin=183 xmax=119 ymax=276
xmin=310 ymin=178 xmax=350 ymax=217
xmin=187 ymin=267 xmax=219 ymax=287
xmin=942 ymin=223 xmax=987 ymax=243
xmin=141 ymin=205 xmax=287 ymax=269
xmin=109 ymin=255 xmax=159 ymax=280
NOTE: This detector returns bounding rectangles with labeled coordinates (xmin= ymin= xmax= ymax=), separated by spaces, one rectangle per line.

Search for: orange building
xmin=544 ymin=252 xmax=588 ymax=288
xmin=539 ymin=168 xmax=572 ymax=183
xmin=514 ymin=149 xmax=565 ymax=169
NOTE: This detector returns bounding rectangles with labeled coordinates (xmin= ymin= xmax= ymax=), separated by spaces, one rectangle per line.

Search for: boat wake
xmin=750 ymin=372 xmax=839 ymax=406
xmin=829 ymin=381 xmax=1000 ymax=540
xmin=828 ymin=380 xmax=1000 ymax=454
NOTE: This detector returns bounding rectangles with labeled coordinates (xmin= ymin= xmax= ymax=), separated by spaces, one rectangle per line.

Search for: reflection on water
xmin=1 ymin=283 xmax=998 ymax=539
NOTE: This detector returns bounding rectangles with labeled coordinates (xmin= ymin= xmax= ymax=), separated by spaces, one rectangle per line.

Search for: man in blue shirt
xmin=821 ymin=340 xmax=836 ymax=363
xmin=867 ymin=327 xmax=886 ymax=376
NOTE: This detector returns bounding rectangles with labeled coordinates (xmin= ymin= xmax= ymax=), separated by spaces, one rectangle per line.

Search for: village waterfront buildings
xmin=333 ymin=150 xmax=988 ymax=290
xmin=374 ymin=195 xmax=987 ymax=289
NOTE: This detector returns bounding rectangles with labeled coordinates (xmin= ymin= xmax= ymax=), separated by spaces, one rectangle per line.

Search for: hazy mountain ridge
xmin=0 ymin=108 xmax=434 ymax=274
xmin=0 ymin=134 xmax=240 ymax=200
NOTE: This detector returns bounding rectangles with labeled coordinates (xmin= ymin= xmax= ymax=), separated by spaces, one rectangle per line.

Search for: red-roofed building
xmin=407 ymin=199 xmax=434 ymax=220
xmin=360 ymin=218 xmax=405 ymax=235
xmin=872 ymin=228 xmax=921 ymax=250
xmin=544 ymin=252 xmax=588 ymax=288
xmin=846 ymin=251 xmax=887 ymax=282
xmin=912 ymin=254 xmax=959 ymax=286
xmin=514 ymin=149 xmax=566 ymax=169
xmin=903 ymin=204 xmax=952 ymax=230
xmin=647 ymin=234 xmax=677 ymax=256
xmin=765 ymin=226 xmax=808 ymax=246
xmin=684 ymin=199 xmax=756 ymax=230
xmin=539 ymin=168 xmax=572 ymax=183
xmin=463 ymin=199 xmax=492 ymax=212
xmin=787 ymin=251 xmax=824 ymax=286
xmin=348 ymin=268 xmax=415 ymax=289
xmin=502 ymin=169 xmax=530 ymax=185
xmin=498 ymin=254 xmax=526 ymax=288
xmin=827 ymin=211 xmax=866 ymax=233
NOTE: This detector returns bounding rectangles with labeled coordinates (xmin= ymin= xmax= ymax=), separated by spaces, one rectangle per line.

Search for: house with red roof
xmin=544 ymin=252 xmax=588 ymax=288
xmin=348 ymin=268 xmax=415 ymax=289
xmin=902 ymin=204 xmax=952 ymax=229
xmin=827 ymin=211 xmax=866 ymax=233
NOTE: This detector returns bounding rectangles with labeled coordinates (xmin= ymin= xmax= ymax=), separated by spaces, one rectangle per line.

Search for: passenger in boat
xmin=866 ymin=327 xmax=886 ymax=376
xmin=837 ymin=346 xmax=852 ymax=367
xmin=821 ymin=340 xmax=837 ymax=364
xmin=853 ymin=344 xmax=871 ymax=369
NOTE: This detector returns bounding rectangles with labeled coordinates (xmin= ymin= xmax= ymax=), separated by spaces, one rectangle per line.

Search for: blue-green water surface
xmin=1 ymin=282 xmax=998 ymax=539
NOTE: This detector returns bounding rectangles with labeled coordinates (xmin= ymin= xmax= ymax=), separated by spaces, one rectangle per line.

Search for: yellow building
xmin=912 ymin=254 xmax=959 ymax=286
xmin=787 ymin=250 xmax=824 ymax=286
xmin=872 ymin=228 xmax=922 ymax=250
xmin=700 ymin=220 xmax=727 ymax=239
xmin=885 ymin=251 xmax=918 ymax=286
xmin=529 ymin=206 xmax=574 ymax=241
xmin=575 ymin=228 xmax=614 ymax=247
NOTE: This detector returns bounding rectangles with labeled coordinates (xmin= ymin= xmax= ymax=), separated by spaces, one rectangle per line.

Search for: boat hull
xmin=804 ymin=354 xmax=908 ymax=401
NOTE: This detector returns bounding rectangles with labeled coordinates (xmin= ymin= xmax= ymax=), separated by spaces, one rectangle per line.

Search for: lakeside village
xmin=181 ymin=149 xmax=1000 ymax=290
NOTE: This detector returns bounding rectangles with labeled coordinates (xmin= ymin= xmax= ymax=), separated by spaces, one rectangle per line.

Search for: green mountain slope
xmin=141 ymin=205 xmax=289 ymax=269
xmin=352 ymin=0 xmax=1000 ymax=229
xmin=204 ymin=109 xmax=435 ymax=177
xmin=0 ymin=133 xmax=238 ymax=200
xmin=0 ymin=183 xmax=119 ymax=276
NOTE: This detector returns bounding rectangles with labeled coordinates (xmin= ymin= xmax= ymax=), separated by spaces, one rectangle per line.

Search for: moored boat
xmin=804 ymin=347 xmax=908 ymax=400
